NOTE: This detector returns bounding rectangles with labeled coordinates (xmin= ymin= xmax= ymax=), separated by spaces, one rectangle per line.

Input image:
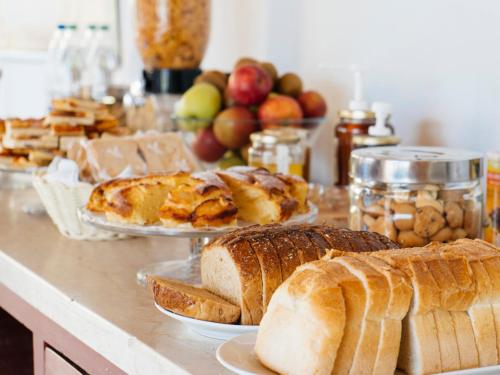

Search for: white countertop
xmin=0 ymin=189 xmax=231 ymax=374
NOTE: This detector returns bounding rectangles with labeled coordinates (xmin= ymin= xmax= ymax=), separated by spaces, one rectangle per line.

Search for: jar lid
xmin=250 ymin=129 xmax=301 ymax=145
xmin=350 ymin=146 xmax=484 ymax=184
xmin=352 ymin=134 xmax=401 ymax=147
xmin=338 ymin=109 xmax=375 ymax=121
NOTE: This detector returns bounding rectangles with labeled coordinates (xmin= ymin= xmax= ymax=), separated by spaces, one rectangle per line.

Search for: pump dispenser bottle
xmin=352 ymin=101 xmax=400 ymax=151
xmin=335 ymin=69 xmax=377 ymax=186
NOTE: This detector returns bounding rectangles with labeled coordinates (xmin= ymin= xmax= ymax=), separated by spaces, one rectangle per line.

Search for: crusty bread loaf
xmin=148 ymin=276 xmax=241 ymax=324
xmin=255 ymin=239 xmax=500 ymax=375
xmin=201 ymin=224 xmax=399 ymax=325
xmin=255 ymin=263 xmax=346 ymax=375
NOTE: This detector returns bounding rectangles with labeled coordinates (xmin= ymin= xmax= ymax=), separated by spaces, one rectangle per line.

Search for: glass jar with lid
xmin=248 ymin=129 xmax=306 ymax=178
xmin=349 ymin=146 xmax=484 ymax=247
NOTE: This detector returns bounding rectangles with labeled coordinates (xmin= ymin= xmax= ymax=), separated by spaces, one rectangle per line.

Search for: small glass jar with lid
xmin=349 ymin=146 xmax=484 ymax=247
xmin=248 ymin=129 xmax=306 ymax=178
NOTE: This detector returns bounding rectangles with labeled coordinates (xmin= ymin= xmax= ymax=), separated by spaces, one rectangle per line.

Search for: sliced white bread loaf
xmin=255 ymin=263 xmax=346 ymax=375
xmin=148 ymin=276 xmax=241 ymax=323
xmin=201 ymin=225 xmax=399 ymax=325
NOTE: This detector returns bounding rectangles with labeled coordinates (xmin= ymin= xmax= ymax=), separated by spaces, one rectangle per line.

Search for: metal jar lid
xmin=350 ymin=146 xmax=484 ymax=184
xmin=338 ymin=109 xmax=376 ymax=122
xmin=352 ymin=134 xmax=401 ymax=147
xmin=250 ymin=129 xmax=301 ymax=146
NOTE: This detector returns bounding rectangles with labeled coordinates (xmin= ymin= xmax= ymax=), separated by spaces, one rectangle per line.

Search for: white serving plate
xmin=78 ymin=202 xmax=318 ymax=238
xmin=154 ymin=303 xmax=258 ymax=341
xmin=216 ymin=333 xmax=500 ymax=375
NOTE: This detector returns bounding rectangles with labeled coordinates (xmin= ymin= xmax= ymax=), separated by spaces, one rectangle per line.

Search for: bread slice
xmin=372 ymin=252 xmax=442 ymax=375
xmin=345 ymin=253 xmax=412 ymax=375
xmin=255 ymin=263 xmax=346 ymax=375
xmin=436 ymin=241 xmax=499 ymax=366
xmin=247 ymin=233 xmax=283 ymax=313
xmin=309 ymin=261 xmax=367 ymax=375
xmin=148 ymin=276 xmax=240 ymax=323
xmin=332 ymin=255 xmax=390 ymax=375
xmin=304 ymin=228 xmax=331 ymax=258
xmin=434 ymin=252 xmax=479 ymax=369
xmin=267 ymin=229 xmax=303 ymax=281
xmin=201 ymin=235 xmax=262 ymax=325
xmin=284 ymin=228 xmax=320 ymax=264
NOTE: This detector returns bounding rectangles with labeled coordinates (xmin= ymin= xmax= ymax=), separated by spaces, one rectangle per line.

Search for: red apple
xmin=227 ymin=65 xmax=272 ymax=106
xmin=213 ymin=107 xmax=257 ymax=149
xmin=192 ymin=127 xmax=227 ymax=162
xmin=298 ymin=90 xmax=327 ymax=118
xmin=257 ymin=95 xmax=303 ymax=129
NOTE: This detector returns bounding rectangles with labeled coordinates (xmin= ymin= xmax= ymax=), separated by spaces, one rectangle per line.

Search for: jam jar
xmin=248 ymin=129 xmax=305 ymax=178
xmin=349 ymin=146 xmax=484 ymax=247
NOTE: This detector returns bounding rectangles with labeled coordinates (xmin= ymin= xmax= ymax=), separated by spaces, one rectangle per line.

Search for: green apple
xmin=175 ymin=83 xmax=222 ymax=131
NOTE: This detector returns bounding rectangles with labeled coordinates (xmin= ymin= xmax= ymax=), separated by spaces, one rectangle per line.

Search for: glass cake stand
xmin=78 ymin=204 xmax=318 ymax=287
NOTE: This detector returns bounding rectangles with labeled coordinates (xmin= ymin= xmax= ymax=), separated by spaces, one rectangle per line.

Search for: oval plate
xmin=78 ymin=202 xmax=318 ymax=238
xmin=216 ymin=333 xmax=500 ymax=375
xmin=216 ymin=333 xmax=275 ymax=375
xmin=155 ymin=303 xmax=258 ymax=341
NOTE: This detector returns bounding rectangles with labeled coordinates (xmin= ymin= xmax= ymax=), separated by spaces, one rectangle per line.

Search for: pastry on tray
xmin=86 ymin=166 xmax=310 ymax=227
xmin=159 ymin=171 xmax=237 ymax=228
xmin=216 ymin=166 xmax=300 ymax=224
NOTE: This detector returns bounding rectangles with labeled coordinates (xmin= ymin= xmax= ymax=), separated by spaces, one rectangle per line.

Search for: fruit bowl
xmin=173 ymin=116 xmax=327 ymax=168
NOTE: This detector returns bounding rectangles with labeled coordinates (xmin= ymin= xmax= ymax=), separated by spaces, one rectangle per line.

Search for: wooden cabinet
xmin=45 ymin=348 xmax=82 ymax=375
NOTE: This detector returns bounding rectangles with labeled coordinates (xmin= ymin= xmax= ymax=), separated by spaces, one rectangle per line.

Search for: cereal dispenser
xmin=134 ymin=0 xmax=211 ymax=131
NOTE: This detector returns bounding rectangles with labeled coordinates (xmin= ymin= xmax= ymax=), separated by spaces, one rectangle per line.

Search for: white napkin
xmin=44 ymin=157 xmax=81 ymax=186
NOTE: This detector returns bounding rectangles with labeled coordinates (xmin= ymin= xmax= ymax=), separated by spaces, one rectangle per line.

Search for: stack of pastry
xmin=255 ymin=238 xmax=500 ymax=375
xmin=0 ymin=118 xmax=61 ymax=168
xmin=0 ymin=98 xmax=125 ymax=169
xmin=87 ymin=167 xmax=309 ymax=228
xmin=45 ymin=97 xmax=124 ymax=152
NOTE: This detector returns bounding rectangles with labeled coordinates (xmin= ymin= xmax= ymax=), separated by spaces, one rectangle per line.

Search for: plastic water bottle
xmin=80 ymin=24 xmax=98 ymax=96
xmin=88 ymin=25 xmax=118 ymax=100
xmin=46 ymin=24 xmax=66 ymax=99
xmin=59 ymin=24 xmax=83 ymax=97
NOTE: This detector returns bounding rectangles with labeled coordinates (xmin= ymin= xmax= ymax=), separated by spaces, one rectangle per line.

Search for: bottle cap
xmin=57 ymin=24 xmax=65 ymax=30
xmin=368 ymin=101 xmax=392 ymax=136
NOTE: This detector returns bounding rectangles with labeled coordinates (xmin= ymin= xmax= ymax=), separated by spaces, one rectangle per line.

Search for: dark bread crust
xmin=203 ymin=224 xmax=400 ymax=323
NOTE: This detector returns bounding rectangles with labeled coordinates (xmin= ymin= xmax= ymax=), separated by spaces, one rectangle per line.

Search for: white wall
xmin=200 ymin=0 xmax=500 ymax=184
xmin=2 ymin=0 xmax=499 ymax=183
